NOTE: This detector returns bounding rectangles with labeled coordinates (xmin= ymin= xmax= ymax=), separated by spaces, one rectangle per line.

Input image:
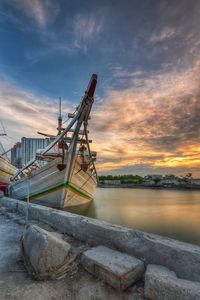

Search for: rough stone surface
xmin=22 ymin=224 xmax=73 ymax=280
xmin=0 ymin=213 xmax=144 ymax=300
xmin=1 ymin=196 xmax=200 ymax=283
xmin=82 ymin=245 xmax=145 ymax=290
xmin=145 ymin=264 xmax=200 ymax=300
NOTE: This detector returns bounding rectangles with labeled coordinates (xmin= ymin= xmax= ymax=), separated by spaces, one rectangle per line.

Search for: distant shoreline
xmin=98 ymin=183 xmax=200 ymax=191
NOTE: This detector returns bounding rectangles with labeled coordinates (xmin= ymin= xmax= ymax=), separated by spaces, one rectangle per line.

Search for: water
xmin=83 ymin=187 xmax=200 ymax=246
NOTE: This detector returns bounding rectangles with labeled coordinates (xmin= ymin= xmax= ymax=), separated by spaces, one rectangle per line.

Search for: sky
xmin=0 ymin=0 xmax=200 ymax=177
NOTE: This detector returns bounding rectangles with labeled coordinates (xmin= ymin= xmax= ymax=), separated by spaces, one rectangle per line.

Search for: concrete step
xmin=145 ymin=264 xmax=200 ymax=300
xmin=81 ymin=245 xmax=145 ymax=290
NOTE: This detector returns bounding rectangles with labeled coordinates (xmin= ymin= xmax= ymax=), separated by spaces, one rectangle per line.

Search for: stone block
xmin=82 ymin=245 xmax=145 ymax=290
xmin=21 ymin=224 xmax=73 ymax=280
xmin=145 ymin=264 xmax=200 ymax=300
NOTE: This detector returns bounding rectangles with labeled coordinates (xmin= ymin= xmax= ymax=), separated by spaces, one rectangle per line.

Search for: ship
xmin=8 ymin=74 xmax=98 ymax=212
xmin=0 ymin=155 xmax=17 ymax=192
xmin=0 ymin=131 xmax=18 ymax=192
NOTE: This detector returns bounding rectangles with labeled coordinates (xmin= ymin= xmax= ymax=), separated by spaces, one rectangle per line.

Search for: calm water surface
xmin=83 ymin=187 xmax=200 ymax=246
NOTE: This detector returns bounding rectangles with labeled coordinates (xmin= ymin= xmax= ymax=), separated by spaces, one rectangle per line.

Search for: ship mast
xmin=58 ymin=97 xmax=62 ymax=135
xmin=0 ymin=120 xmax=8 ymax=158
xmin=12 ymin=74 xmax=98 ymax=180
xmin=63 ymin=74 xmax=97 ymax=187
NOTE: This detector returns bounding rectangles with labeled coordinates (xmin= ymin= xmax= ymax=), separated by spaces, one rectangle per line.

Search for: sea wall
xmin=1 ymin=196 xmax=200 ymax=283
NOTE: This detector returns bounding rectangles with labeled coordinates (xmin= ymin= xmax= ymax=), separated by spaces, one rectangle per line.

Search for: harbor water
xmin=83 ymin=187 xmax=200 ymax=246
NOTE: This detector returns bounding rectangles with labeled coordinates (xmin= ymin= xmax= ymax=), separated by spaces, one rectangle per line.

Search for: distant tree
xmin=164 ymin=174 xmax=178 ymax=180
xmin=98 ymin=174 xmax=144 ymax=184
xmin=154 ymin=177 xmax=162 ymax=185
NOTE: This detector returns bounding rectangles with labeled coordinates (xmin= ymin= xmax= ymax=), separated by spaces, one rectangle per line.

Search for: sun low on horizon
xmin=0 ymin=0 xmax=200 ymax=177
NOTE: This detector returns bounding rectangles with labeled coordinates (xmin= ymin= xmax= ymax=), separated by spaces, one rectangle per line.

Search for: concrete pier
xmin=1 ymin=196 xmax=200 ymax=282
xmin=0 ymin=196 xmax=200 ymax=299
xmin=0 ymin=203 xmax=142 ymax=300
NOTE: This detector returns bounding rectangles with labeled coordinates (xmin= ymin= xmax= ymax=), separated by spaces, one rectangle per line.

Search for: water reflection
xmin=81 ymin=187 xmax=200 ymax=246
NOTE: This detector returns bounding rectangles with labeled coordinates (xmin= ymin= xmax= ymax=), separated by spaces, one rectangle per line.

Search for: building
xmin=101 ymin=180 xmax=121 ymax=185
xmin=143 ymin=174 xmax=163 ymax=186
xmin=189 ymin=178 xmax=200 ymax=186
xmin=144 ymin=174 xmax=163 ymax=180
xmin=11 ymin=142 xmax=22 ymax=168
xmin=11 ymin=137 xmax=50 ymax=168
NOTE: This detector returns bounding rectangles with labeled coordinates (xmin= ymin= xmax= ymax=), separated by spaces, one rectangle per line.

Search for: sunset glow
xmin=0 ymin=0 xmax=200 ymax=176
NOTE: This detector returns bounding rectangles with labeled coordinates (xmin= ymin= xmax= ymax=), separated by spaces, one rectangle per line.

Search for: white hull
xmin=9 ymin=155 xmax=97 ymax=211
xmin=0 ymin=157 xmax=17 ymax=184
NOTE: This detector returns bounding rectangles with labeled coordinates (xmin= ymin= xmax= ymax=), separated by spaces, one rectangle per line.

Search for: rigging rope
xmin=0 ymin=119 xmax=6 ymax=134
xmin=23 ymin=175 xmax=30 ymax=236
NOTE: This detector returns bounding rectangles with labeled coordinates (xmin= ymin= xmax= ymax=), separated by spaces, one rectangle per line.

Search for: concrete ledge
xmin=1 ymin=196 xmax=200 ymax=283
xmin=144 ymin=264 xmax=200 ymax=300
xmin=82 ymin=245 xmax=145 ymax=290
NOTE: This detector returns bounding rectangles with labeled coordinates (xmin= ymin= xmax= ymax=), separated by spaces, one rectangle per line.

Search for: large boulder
xmin=21 ymin=225 xmax=75 ymax=280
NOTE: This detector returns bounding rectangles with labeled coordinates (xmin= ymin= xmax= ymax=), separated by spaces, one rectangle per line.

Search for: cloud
xmin=1 ymin=0 xmax=200 ymax=179
xmin=150 ymin=27 xmax=176 ymax=43
xmin=24 ymin=42 xmax=76 ymax=64
xmin=73 ymin=14 xmax=103 ymax=52
xmin=22 ymin=12 xmax=104 ymax=62
xmin=1 ymin=59 xmax=200 ymax=177
xmin=3 ymin=0 xmax=59 ymax=28
xmin=89 ymin=59 xmax=200 ymax=176
xmin=0 ymin=80 xmax=74 ymax=149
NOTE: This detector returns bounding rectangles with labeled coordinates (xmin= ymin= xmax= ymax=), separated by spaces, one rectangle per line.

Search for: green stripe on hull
xmin=22 ymin=181 xmax=93 ymax=201
xmin=67 ymin=183 xmax=93 ymax=200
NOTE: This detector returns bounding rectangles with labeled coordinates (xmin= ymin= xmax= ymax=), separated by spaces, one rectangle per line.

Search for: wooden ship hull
xmin=8 ymin=74 xmax=98 ymax=212
xmin=0 ymin=156 xmax=17 ymax=192
xmin=9 ymin=156 xmax=96 ymax=211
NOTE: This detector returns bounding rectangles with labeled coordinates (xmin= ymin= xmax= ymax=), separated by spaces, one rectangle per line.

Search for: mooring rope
xmin=23 ymin=175 xmax=30 ymax=236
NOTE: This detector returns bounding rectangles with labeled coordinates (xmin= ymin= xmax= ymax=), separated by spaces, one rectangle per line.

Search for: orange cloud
xmin=1 ymin=59 xmax=200 ymax=177
xmin=90 ymin=60 xmax=200 ymax=176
